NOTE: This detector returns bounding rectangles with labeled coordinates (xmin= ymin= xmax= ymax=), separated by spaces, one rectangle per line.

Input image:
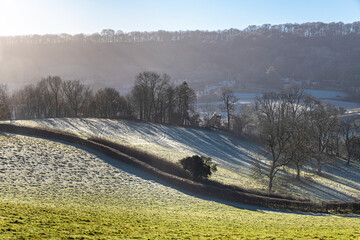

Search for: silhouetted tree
xmin=220 ymin=88 xmax=238 ymax=130
xmin=62 ymin=80 xmax=92 ymax=117
xmin=45 ymin=76 xmax=63 ymax=118
xmin=0 ymin=84 xmax=11 ymax=120
xmin=94 ymin=88 xmax=125 ymax=118
xmin=256 ymin=91 xmax=292 ymax=191
xmin=340 ymin=120 xmax=360 ymax=165
xmin=131 ymin=71 xmax=169 ymax=122
xmin=309 ymin=103 xmax=339 ymax=174
xmin=280 ymin=88 xmax=317 ymax=179
xmin=175 ymin=81 xmax=196 ymax=125
xmin=179 ymin=155 xmax=217 ymax=180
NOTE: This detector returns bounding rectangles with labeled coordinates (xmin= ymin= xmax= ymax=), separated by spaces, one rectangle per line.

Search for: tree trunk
xmin=296 ymin=163 xmax=301 ymax=180
xmin=346 ymin=156 xmax=351 ymax=165
xmin=317 ymin=159 xmax=322 ymax=175
xmin=227 ymin=112 xmax=230 ymax=130
xmin=268 ymin=167 xmax=274 ymax=192
xmin=268 ymin=177 xmax=273 ymax=193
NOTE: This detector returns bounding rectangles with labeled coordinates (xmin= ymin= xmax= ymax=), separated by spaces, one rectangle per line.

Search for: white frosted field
xmin=197 ymin=90 xmax=359 ymax=120
xmin=0 ymin=133 xmax=216 ymax=210
xmin=6 ymin=118 xmax=360 ymax=202
xmin=4 ymin=132 xmax=360 ymax=240
xmin=303 ymin=89 xmax=348 ymax=100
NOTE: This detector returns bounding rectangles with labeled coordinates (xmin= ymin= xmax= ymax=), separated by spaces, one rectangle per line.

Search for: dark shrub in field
xmin=179 ymin=155 xmax=217 ymax=180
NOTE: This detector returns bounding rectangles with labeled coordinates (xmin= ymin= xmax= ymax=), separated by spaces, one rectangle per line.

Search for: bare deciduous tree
xmin=280 ymin=89 xmax=316 ymax=179
xmin=220 ymin=88 xmax=238 ymax=130
xmin=94 ymin=88 xmax=125 ymax=118
xmin=131 ymin=71 xmax=169 ymax=122
xmin=309 ymin=103 xmax=339 ymax=174
xmin=45 ymin=76 xmax=63 ymax=118
xmin=340 ymin=120 xmax=360 ymax=165
xmin=175 ymin=81 xmax=196 ymax=126
xmin=255 ymin=91 xmax=292 ymax=191
xmin=63 ymin=80 xmax=92 ymax=117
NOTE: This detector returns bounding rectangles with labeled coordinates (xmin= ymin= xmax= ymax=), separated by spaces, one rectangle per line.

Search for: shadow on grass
xmin=12 ymin=132 xmax=359 ymax=217
xmin=29 ymin=118 xmax=263 ymax=172
xmin=322 ymin=160 xmax=360 ymax=192
xmin=289 ymin=177 xmax=356 ymax=202
xmin=14 ymin=119 xmax=360 ymax=206
xmin=78 ymin=141 xmax=360 ymax=218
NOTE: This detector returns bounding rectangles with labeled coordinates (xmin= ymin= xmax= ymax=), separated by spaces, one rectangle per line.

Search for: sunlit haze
xmin=0 ymin=0 xmax=359 ymax=36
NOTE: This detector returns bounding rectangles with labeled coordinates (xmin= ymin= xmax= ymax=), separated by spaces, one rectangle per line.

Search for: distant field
xmin=0 ymin=133 xmax=359 ymax=239
xmin=198 ymin=89 xmax=360 ymax=115
xmin=9 ymin=118 xmax=360 ymax=202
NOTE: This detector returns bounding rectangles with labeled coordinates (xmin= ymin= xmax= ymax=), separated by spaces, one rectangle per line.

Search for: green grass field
xmin=0 ymin=133 xmax=359 ymax=239
xmin=1 ymin=197 xmax=360 ymax=239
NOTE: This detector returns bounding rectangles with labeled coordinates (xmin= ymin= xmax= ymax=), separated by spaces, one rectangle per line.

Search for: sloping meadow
xmin=0 ymin=133 xmax=359 ymax=239
xmin=11 ymin=118 xmax=360 ymax=202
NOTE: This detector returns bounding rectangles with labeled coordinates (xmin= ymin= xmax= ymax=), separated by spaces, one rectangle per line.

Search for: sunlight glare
xmin=0 ymin=0 xmax=27 ymax=36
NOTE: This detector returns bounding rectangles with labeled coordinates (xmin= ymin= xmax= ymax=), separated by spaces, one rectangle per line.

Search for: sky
xmin=0 ymin=0 xmax=359 ymax=36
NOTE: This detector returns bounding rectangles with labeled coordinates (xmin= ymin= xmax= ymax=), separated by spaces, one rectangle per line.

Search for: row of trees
xmin=205 ymin=86 xmax=360 ymax=192
xmin=1 ymin=75 xmax=359 ymax=192
xmin=131 ymin=72 xmax=196 ymax=125
xmin=1 ymin=22 xmax=360 ymax=45
xmin=237 ymin=88 xmax=360 ymax=191
xmin=2 ymin=72 xmax=197 ymax=126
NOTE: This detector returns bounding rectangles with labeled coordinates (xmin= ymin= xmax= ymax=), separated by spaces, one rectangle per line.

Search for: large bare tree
xmin=309 ymin=103 xmax=339 ymax=174
xmin=340 ymin=119 xmax=359 ymax=165
xmin=255 ymin=88 xmax=321 ymax=190
xmin=280 ymin=89 xmax=317 ymax=179
xmin=131 ymin=71 xmax=169 ymax=122
xmin=256 ymin=91 xmax=292 ymax=191
xmin=45 ymin=76 xmax=63 ymax=118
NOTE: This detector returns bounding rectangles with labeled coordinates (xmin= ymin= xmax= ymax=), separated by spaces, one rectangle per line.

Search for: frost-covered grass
xmin=0 ymin=133 xmax=359 ymax=239
xmin=10 ymin=118 xmax=264 ymax=187
xmin=8 ymin=118 xmax=360 ymax=202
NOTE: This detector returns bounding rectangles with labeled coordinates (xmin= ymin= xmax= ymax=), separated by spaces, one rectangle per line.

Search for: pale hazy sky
xmin=0 ymin=0 xmax=359 ymax=36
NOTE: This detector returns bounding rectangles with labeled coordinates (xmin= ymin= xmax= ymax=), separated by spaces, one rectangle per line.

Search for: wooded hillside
xmin=1 ymin=22 xmax=360 ymax=96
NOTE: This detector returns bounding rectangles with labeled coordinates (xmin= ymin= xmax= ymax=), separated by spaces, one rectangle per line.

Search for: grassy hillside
xmin=10 ymin=118 xmax=360 ymax=202
xmin=0 ymin=133 xmax=359 ymax=239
